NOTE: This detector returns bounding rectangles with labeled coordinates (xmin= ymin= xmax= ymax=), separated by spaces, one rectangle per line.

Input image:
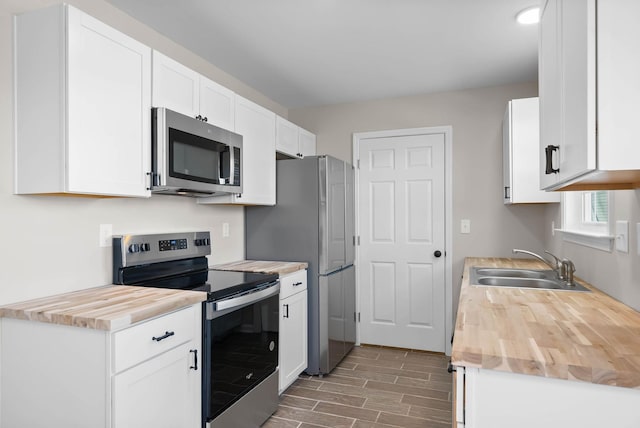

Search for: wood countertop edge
xmin=451 ymin=257 xmax=640 ymax=389
xmin=212 ymin=260 xmax=309 ymax=276
xmin=0 ymin=285 xmax=207 ymax=332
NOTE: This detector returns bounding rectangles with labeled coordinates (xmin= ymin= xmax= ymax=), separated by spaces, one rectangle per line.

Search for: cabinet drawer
xmin=280 ymin=269 xmax=307 ymax=300
xmin=113 ymin=305 xmax=198 ymax=373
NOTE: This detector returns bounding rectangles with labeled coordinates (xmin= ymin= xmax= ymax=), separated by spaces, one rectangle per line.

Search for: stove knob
xmin=139 ymin=243 xmax=150 ymax=252
xmin=204 ymin=238 xmax=210 ymax=246
xmin=195 ymin=239 xmax=202 ymax=246
xmin=128 ymin=244 xmax=140 ymax=253
xmin=143 ymin=243 xmax=151 ymax=251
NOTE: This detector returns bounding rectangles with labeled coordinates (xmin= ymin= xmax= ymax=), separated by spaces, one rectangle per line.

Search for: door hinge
xmin=357 ymin=312 xmax=361 ymax=322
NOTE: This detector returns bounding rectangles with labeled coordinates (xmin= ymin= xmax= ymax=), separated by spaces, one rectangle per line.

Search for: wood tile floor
xmin=263 ymin=345 xmax=452 ymax=428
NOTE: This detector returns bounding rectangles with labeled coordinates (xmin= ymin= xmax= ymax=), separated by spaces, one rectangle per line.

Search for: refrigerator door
xmin=345 ymin=162 xmax=355 ymax=266
xmin=318 ymin=265 xmax=356 ymax=374
xmin=319 ymin=156 xmax=346 ymax=275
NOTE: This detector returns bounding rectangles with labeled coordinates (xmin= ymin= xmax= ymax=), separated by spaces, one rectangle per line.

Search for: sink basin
xmin=474 ymin=268 xmax=547 ymax=279
xmin=470 ymin=266 xmax=590 ymax=292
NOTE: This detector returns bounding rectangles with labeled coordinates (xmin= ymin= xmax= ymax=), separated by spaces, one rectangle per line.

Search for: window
xmin=561 ymin=190 xmax=613 ymax=251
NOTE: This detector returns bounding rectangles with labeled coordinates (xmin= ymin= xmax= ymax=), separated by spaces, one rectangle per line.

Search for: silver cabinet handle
xmin=213 ymin=282 xmax=280 ymax=312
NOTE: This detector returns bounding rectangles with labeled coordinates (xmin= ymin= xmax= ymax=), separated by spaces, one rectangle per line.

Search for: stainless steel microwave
xmin=151 ymin=107 xmax=242 ymax=197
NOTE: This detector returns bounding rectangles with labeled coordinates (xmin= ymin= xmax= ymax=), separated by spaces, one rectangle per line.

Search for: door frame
xmin=352 ymin=126 xmax=453 ymax=355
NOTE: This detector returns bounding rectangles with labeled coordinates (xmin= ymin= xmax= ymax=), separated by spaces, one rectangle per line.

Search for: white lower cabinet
xmin=0 ymin=304 xmax=202 ymax=428
xmin=279 ymin=269 xmax=308 ymax=393
xmin=113 ymin=342 xmax=199 ymax=427
xmin=455 ymin=366 xmax=640 ymax=428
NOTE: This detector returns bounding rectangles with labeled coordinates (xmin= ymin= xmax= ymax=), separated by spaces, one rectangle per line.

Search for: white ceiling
xmin=106 ymin=0 xmax=541 ymax=109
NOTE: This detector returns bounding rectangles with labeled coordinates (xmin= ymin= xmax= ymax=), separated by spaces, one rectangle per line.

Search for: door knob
xmin=434 ymin=250 xmax=442 ymax=258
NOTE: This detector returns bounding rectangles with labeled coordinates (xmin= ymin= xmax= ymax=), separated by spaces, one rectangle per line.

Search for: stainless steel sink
xmin=474 ymin=268 xmax=547 ymax=279
xmin=470 ymin=267 xmax=590 ymax=292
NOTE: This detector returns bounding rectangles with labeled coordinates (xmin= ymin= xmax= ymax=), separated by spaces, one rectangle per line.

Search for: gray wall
xmin=289 ymin=81 xmax=547 ymax=315
xmin=0 ymin=0 xmax=289 ymax=305
xmin=544 ymin=191 xmax=640 ymax=310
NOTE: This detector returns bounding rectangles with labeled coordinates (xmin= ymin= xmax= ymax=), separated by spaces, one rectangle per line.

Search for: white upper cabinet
xmin=14 ymin=4 xmax=152 ymax=197
xmin=276 ymin=116 xmax=316 ymax=159
xmin=539 ymin=0 xmax=640 ymax=191
xmin=503 ymin=98 xmax=559 ymax=204
xmin=299 ymin=127 xmax=317 ymax=157
xmin=152 ymin=51 xmax=235 ymax=131
xmin=199 ymin=95 xmax=276 ymax=205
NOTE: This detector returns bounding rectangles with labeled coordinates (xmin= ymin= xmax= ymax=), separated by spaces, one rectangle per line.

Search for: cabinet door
xmin=234 ymin=96 xmax=277 ymax=204
xmin=508 ymin=98 xmax=560 ymax=204
xmin=539 ymin=0 xmax=562 ymax=190
xmin=558 ymin=0 xmax=596 ymax=183
xmin=113 ymin=341 xmax=201 ymax=428
xmin=152 ymin=51 xmax=199 ymax=118
xmin=199 ymin=76 xmax=235 ymax=131
xmin=66 ymin=7 xmax=151 ymax=197
xmin=276 ymin=116 xmax=300 ymax=158
xmin=299 ymin=128 xmax=317 ymax=157
xmin=279 ymin=290 xmax=308 ymax=393
xmin=197 ymin=96 xmax=276 ymax=205
xmin=502 ymin=102 xmax=513 ymax=203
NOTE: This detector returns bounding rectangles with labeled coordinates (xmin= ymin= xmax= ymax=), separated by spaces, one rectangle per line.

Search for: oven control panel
xmin=113 ymin=231 xmax=211 ymax=270
xmin=159 ymin=238 xmax=188 ymax=252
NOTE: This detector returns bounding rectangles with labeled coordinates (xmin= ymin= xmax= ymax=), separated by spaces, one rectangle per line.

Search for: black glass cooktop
xmin=118 ymin=256 xmax=278 ymax=301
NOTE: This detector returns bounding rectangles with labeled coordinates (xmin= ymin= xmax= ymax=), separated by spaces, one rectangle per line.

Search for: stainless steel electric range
xmin=113 ymin=231 xmax=280 ymax=428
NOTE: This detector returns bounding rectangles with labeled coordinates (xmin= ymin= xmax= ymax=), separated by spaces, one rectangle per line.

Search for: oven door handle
xmin=212 ymin=282 xmax=280 ymax=312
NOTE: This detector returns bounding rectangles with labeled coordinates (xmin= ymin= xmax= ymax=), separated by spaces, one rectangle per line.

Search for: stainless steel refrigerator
xmin=246 ymin=155 xmax=356 ymax=375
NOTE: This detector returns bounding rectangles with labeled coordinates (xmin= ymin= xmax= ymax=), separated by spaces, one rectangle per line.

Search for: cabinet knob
xmin=203 ymin=117 xmax=208 ymax=122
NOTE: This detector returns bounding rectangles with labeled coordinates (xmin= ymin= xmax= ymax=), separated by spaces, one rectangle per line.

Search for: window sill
xmin=554 ymin=229 xmax=614 ymax=252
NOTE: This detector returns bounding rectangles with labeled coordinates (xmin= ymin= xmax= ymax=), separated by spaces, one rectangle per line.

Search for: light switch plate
xmin=616 ymin=221 xmax=628 ymax=253
xmin=222 ymin=222 xmax=230 ymax=238
xmin=461 ymin=219 xmax=471 ymax=234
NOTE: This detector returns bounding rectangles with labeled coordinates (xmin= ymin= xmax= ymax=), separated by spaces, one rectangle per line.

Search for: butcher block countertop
xmin=452 ymin=257 xmax=640 ymax=389
xmin=0 ymin=285 xmax=206 ymax=331
xmin=213 ymin=260 xmax=308 ymax=276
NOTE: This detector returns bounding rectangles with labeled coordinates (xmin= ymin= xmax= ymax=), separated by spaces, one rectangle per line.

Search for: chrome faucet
xmin=512 ymin=249 xmax=577 ymax=286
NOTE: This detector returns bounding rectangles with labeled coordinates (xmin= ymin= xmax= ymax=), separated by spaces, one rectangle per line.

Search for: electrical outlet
xmin=99 ymin=224 xmax=112 ymax=247
xmin=222 ymin=222 xmax=230 ymax=238
xmin=616 ymin=221 xmax=629 ymax=253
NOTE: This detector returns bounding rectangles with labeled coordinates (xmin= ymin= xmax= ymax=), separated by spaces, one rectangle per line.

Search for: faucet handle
xmin=544 ymin=250 xmax=562 ymax=267
xmin=561 ymin=258 xmax=576 ymax=286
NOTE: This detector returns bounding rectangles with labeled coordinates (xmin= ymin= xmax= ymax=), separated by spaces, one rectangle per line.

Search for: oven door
xmin=203 ymin=282 xmax=280 ymax=423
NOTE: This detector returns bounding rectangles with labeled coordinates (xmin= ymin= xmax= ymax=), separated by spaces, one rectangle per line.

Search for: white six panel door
xmin=358 ymin=132 xmax=446 ymax=352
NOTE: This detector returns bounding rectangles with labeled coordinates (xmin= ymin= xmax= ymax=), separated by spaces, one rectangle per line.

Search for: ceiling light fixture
xmin=516 ymin=6 xmax=540 ymax=25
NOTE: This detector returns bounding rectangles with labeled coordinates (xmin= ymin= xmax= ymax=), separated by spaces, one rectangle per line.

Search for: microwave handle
xmin=228 ymin=147 xmax=235 ymax=185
